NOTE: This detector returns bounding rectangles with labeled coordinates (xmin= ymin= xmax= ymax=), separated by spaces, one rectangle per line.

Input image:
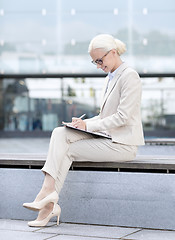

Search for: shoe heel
xmin=57 ymin=215 xmax=60 ymax=225
xmin=56 ymin=204 xmax=61 ymax=225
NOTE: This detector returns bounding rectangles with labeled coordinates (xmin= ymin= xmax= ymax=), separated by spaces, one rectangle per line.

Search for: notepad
xmin=63 ymin=123 xmax=111 ymax=139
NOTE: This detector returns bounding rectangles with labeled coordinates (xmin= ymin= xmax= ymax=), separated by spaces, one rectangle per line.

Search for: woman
xmin=23 ymin=34 xmax=145 ymax=227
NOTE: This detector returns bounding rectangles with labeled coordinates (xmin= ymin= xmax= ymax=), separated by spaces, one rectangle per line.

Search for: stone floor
xmin=1 ymin=219 xmax=175 ymax=240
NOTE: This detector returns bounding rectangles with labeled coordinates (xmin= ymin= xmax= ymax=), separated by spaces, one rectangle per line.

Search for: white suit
xmin=42 ymin=63 xmax=144 ymax=195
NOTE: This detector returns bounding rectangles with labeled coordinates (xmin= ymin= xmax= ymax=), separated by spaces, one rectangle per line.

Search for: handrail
xmin=0 ymin=72 xmax=175 ymax=79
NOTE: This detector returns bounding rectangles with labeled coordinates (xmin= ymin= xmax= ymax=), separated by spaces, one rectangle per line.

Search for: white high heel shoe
xmin=23 ymin=191 xmax=58 ymax=211
xmin=28 ymin=204 xmax=61 ymax=227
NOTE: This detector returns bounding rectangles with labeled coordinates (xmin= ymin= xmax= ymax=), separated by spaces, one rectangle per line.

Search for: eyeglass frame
xmin=91 ymin=50 xmax=111 ymax=65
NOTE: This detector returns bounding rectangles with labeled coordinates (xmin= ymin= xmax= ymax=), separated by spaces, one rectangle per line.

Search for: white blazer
xmin=85 ymin=63 xmax=145 ymax=146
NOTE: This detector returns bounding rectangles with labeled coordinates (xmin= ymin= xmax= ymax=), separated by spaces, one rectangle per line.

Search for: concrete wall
xmin=1 ymin=168 xmax=175 ymax=230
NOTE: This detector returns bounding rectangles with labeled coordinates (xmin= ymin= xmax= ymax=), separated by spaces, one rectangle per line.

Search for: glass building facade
xmin=0 ymin=0 xmax=175 ymax=135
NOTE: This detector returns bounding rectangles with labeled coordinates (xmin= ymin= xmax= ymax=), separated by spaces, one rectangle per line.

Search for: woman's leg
xmin=30 ymin=127 xmax=93 ymax=221
xmin=29 ymin=127 xmax=137 ymax=221
xmin=34 ymin=173 xmax=55 ymax=202
xmin=28 ymin=130 xmax=137 ymax=223
xmin=39 ymin=126 xmax=93 ymax=198
xmin=69 ymin=137 xmax=137 ymax=162
xmin=53 ymin=137 xmax=137 ymax=197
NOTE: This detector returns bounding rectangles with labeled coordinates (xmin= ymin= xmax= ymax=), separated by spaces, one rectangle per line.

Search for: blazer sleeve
xmin=86 ymin=70 xmax=142 ymax=132
xmin=84 ymin=115 xmax=100 ymax=123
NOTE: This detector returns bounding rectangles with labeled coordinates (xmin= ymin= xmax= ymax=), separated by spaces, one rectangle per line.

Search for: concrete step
xmin=1 ymin=167 xmax=175 ymax=230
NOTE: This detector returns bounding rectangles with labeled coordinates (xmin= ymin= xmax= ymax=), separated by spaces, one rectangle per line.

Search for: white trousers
xmin=42 ymin=127 xmax=137 ymax=196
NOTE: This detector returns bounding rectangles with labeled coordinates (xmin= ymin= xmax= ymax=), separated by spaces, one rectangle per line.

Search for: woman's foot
xmin=35 ymin=202 xmax=54 ymax=221
xmin=28 ymin=203 xmax=61 ymax=227
xmin=23 ymin=173 xmax=58 ymax=211
xmin=23 ymin=190 xmax=58 ymax=211
xmin=34 ymin=186 xmax=55 ymax=202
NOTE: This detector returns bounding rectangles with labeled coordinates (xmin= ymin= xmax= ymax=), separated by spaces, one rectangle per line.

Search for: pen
xmin=79 ymin=114 xmax=86 ymax=119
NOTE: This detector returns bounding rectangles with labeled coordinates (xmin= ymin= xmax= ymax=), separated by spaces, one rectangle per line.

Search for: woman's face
xmin=90 ymin=48 xmax=118 ymax=73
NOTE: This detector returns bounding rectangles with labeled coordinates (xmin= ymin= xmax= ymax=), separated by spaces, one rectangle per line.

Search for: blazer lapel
xmin=100 ymin=63 xmax=128 ymax=111
xmin=101 ymin=76 xmax=109 ymax=97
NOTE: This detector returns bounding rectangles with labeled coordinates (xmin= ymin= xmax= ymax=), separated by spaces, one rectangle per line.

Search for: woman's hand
xmin=71 ymin=117 xmax=86 ymax=130
xmin=62 ymin=117 xmax=86 ymax=130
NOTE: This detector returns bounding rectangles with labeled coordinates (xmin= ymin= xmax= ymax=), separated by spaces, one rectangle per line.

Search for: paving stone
xmin=0 ymin=229 xmax=56 ymax=240
xmin=49 ymin=235 xmax=117 ymax=240
xmin=37 ymin=223 xmax=140 ymax=239
xmin=125 ymin=229 xmax=175 ymax=240
xmin=1 ymin=220 xmax=175 ymax=240
xmin=0 ymin=219 xmax=41 ymax=232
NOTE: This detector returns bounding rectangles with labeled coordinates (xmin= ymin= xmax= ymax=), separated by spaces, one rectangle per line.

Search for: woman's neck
xmin=111 ymin=58 xmax=123 ymax=72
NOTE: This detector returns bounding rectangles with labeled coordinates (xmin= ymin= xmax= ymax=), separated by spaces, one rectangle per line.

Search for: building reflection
xmin=1 ymin=78 xmax=98 ymax=132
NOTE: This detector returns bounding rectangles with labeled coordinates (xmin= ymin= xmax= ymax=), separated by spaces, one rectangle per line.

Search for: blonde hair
xmin=88 ymin=34 xmax=126 ymax=55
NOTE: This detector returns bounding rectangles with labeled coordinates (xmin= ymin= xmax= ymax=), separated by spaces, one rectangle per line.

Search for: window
xmin=0 ymin=0 xmax=175 ymax=74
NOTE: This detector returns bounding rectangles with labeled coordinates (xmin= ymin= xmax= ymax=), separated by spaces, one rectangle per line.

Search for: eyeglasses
xmin=91 ymin=50 xmax=111 ymax=65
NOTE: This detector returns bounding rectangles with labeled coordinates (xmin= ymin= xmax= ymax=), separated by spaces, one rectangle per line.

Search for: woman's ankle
xmin=35 ymin=187 xmax=55 ymax=202
xmin=36 ymin=203 xmax=54 ymax=221
xmin=45 ymin=202 xmax=54 ymax=211
xmin=41 ymin=186 xmax=55 ymax=195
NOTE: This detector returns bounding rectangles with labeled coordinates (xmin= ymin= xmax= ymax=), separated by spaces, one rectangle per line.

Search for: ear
xmin=111 ymin=49 xmax=117 ymax=55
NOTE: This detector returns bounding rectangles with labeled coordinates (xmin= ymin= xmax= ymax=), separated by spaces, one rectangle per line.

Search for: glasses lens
xmin=97 ymin=59 xmax=103 ymax=65
xmin=91 ymin=52 xmax=109 ymax=65
xmin=92 ymin=59 xmax=103 ymax=65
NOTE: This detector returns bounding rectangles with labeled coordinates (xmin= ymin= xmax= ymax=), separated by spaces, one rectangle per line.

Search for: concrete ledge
xmin=1 ymin=168 xmax=175 ymax=230
xmin=145 ymin=138 xmax=175 ymax=145
xmin=0 ymin=153 xmax=175 ymax=173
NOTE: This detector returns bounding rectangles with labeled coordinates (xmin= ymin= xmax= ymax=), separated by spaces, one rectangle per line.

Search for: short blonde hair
xmin=88 ymin=34 xmax=126 ymax=56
